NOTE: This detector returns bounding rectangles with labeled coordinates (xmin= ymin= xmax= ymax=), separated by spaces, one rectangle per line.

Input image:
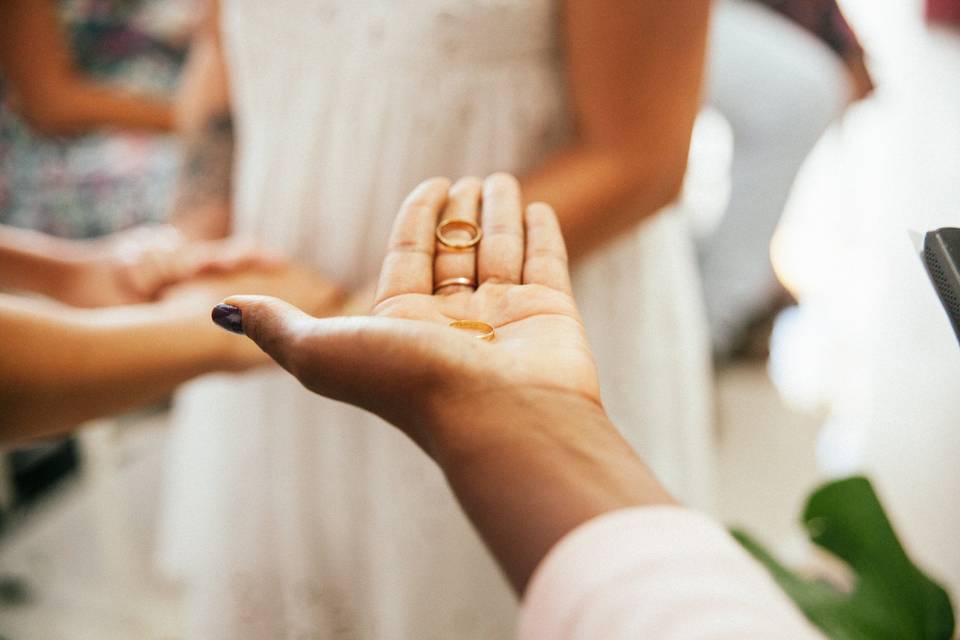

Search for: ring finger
xmin=433 ymin=176 xmax=482 ymax=296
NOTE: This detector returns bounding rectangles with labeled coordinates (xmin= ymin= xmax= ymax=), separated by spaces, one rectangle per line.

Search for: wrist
xmin=161 ymin=296 xmax=244 ymax=371
xmin=421 ymin=384 xmax=611 ymax=465
xmin=31 ymin=237 xmax=88 ymax=300
xmin=420 ymin=384 xmax=674 ymax=592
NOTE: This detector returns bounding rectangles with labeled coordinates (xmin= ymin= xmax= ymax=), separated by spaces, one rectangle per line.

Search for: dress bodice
xmin=220 ymin=0 xmax=567 ymax=286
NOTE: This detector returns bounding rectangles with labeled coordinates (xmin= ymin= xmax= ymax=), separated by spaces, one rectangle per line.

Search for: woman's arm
xmin=0 ymin=223 xmax=273 ymax=308
xmin=0 ymin=293 xmax=241 ymax=441
xmin=168 ymin=0 xmax=234 ymax=241
xmin=521 ymin=0 xmax=712 ymax=259
xmin=0 ymin=0 xmax=173 ymax=134
xmin=0 ymin=256 xmax=343 ymax=442
xmin=427 ymin=387 xmax=672 ymax=591
xmin=0 ymin=225 xmax=80 ymax=300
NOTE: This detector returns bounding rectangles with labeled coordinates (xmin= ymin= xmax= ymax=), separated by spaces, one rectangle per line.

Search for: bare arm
xmin=0 ymin=0 xmax=173 ymax=134
xmin=429 ymin=388 xmax=672 ymax=591
xmin=0 ymin=256 xmax=343 ymax=442
xmin=0 ymin=294 xmax=239 ymax=441
xmin=0 ymin=225 xmax=79 ymax=299
xmin=521 ymin=0 xmax=711 ymax=259
xmin=168 ymin=0 xmax=234 ymax=241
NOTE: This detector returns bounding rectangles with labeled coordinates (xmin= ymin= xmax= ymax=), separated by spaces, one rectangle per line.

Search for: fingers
xmin=477 ymin=173 xmax=524 ymax=285
xmin=118 ymin=247 xmax=186 ymax=299
xmin=189 ymin=237 xmax=286 ymax=277
xmin=522 ymin=202 xmax=573 ymax=295
xmin=112 ymin=226 xmax=189 ymax=299
xmin=375 ymin=177 xmax=451 ymax=304
xmin=218 ymin=294 xmax=313 ymax=373
xmin=433 ymin=177 xmax=482 ymax=295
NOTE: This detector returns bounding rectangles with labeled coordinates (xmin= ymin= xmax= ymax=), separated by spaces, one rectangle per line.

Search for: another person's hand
xmin=164 ymin=263 xmax=343 ymax=318
xmin=164 ymin=263 xmax=345 ymax=371
xmin=212 ymin=174 xmax=602 ymax=455
xmin=60 ymin=226 xmax=282 ymax=307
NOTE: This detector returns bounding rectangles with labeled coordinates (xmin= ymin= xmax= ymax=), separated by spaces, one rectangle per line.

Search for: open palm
xmin=224 ymin=175 xmax=601 ymax=448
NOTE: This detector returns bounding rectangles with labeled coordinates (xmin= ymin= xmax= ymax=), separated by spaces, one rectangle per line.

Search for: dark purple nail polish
xmin=212 ymin=304 xmax=243 ymax=334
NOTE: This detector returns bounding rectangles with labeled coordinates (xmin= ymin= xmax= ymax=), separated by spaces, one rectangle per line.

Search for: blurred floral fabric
xmin=0 ymin=0 xmax=195 ymax=239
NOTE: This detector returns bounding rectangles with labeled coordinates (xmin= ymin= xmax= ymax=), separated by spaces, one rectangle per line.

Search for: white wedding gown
xmin=158 ymin=1 xmax=716 ymax=638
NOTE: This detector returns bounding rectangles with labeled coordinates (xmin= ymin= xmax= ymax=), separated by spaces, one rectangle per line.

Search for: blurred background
xmin=1 ymin=0 xmax=958 ymax=637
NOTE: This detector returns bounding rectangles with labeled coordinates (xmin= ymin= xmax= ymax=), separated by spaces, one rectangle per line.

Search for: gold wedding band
xmin=434 ymin=277 xmax=476 ymax=294
xmin=449 ymin=320 xmax=496 ymax=342
xmin=436 ymin=218 xmax=482 ymax=251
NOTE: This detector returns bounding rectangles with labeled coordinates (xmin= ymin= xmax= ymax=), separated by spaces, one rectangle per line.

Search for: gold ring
xmin=434 ymin=277 xmax=476 ymax=294
xmin=449 ymin=319 xmax=495 ymax=341
xmin=436 ymin=218 xmax=482 ymax=251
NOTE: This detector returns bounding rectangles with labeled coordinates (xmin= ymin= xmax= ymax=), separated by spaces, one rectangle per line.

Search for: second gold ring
xmin=434 ymin=277 xmax=476 ymax=294
xmin=436 ymin=218 xmax=482 ymax=251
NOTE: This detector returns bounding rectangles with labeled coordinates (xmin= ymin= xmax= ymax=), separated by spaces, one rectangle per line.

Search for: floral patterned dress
xmin=0 ymin=0 xmax=195 ymax=238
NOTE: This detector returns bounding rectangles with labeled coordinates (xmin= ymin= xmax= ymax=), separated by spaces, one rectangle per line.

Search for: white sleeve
xmin=518 ymin=506 xmax=824 ymax=640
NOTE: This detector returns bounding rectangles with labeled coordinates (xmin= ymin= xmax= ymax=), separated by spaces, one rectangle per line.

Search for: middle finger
xmin=433 ymin=177 xmax=482 ymax=296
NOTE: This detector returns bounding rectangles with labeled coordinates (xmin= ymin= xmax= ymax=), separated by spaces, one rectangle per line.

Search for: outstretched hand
xmin=215 ymin=174 xmax=601 ymax=454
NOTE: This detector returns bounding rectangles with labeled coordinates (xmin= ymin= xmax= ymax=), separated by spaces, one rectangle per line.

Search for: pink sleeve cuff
xmin=518 ymin=506 xmax=821 ymax=640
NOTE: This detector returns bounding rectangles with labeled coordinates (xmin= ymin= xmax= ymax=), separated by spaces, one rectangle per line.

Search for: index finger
xmin=375 ymin=177 xmax=451 ymax=305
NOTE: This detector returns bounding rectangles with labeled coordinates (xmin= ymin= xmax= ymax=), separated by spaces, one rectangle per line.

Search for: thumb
xmin=213 ymin=295 xmax=313 ymax=371
xmin=212 ymin=298 xmax=462 ymax=449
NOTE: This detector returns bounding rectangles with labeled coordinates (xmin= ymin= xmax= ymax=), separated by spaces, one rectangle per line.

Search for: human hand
xmin=211 ymin=175 xmax=602 ymax=455
xmin=160 ymin=263 xmax=345 ymax=371
xmin=61 ymin=226 xmax=283 ymax=307
xmin=163 ymin=263 xmax=344 ymax=318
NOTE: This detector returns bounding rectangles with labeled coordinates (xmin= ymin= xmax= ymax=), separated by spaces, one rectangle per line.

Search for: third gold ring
xmin=436 ymin=218 xmax=482 ymax=251
xmin=434 ymin=277 xmax=476 ymax=294
xmin=449 ymin=319 xmax=496 ymax=342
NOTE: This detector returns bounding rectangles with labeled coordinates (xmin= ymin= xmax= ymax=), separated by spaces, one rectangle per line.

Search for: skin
xmin=0 ymin=223 xmax=286 ymax=307
xmin=220 ymin=175 xmax=677 ymax=593
xmin=168 ymin=0 xmax=711 ymax=286
xmin=167 ymin=0 xmax=234 ymax=241
xmin=0 ymin=0 xmax=174 ymax=134
xmin=0 ymin=265 xmax=342 ymax=442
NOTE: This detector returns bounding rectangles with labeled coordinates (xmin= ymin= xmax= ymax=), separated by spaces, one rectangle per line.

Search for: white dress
xmin=158 ymin=1 xmax=716 ymax=638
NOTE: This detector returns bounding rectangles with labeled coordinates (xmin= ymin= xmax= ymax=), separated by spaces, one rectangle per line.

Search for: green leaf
xmin=733 ymin=476 xmax=955 ymax=640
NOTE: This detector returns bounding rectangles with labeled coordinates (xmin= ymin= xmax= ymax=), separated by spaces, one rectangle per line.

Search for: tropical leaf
xmin=733 ymin=476 xmax=955 ymax=640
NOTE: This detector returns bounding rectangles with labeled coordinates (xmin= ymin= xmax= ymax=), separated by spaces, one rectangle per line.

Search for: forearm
xmin=169 ymin=2 xmax=234 ymax=241
xmin=0 ymin=0 xmax=171 ymax=135
xmin=168 ymin=111 xmax=234 ymax=241
xmin=425 ymin=388 xmax=676 ymax=594
xmin=0 ymin=226 xmax=80 ymax=297
xmin=0 ymin=295 xmax=234 ymax=441
xmin=25 ymin=80 xmax=173 ymax=134
xmin=520 ymin=145 xmax=688 ymax=260
xmin=522 ymin=0 xmax=709 ymax=260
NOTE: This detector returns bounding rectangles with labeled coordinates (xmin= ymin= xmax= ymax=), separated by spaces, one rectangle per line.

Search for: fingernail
xmin=211 ymin=304 xmax=243 ymax=334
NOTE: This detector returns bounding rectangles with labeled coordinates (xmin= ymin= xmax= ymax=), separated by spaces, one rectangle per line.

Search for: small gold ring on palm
xmin=436 ymin=218 xmax=482 ymax=251
xmin=449 ymin=319 xmax=496 ymax=341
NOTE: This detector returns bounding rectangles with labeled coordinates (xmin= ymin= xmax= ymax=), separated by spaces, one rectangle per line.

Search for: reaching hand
xmin=163 ymin=263 xmax=344 ymax=321
xmin=213 ymin=174 xmax=601 ymax=454
xmin=62 ymin=226 xmax=284 ymax=307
